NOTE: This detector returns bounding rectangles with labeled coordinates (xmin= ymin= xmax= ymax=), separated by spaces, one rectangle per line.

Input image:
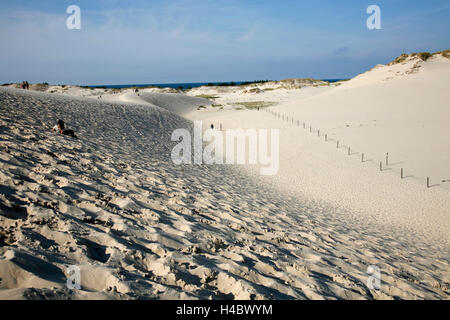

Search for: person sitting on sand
xmin=52 ymin=120 xmax=76 ymax=138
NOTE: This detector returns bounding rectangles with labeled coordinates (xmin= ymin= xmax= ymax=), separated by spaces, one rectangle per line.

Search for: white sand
xmin=186 ymin=54 xmax=450 ymax=248
xmin=0 ymin=53 xmax=449 ymax=300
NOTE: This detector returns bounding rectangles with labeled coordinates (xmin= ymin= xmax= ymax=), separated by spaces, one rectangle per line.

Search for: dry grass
xmin=234 ymin=101 xmax=277 ymax=110
xmin=412 ymin=52 xmax=432 ymax=61
xmin=433 ymin=49 xmax=450 ymax=58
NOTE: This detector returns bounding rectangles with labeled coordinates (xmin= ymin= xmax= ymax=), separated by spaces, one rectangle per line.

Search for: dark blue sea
xmin=85 ymin=79 xmax=345 ymax=90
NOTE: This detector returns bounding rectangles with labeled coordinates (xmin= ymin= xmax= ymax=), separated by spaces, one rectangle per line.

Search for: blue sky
xmin=0 ymin=0 xmax=449 ymax=85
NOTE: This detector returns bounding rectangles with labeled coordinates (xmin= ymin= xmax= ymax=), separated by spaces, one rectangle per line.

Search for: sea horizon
xmin=82 ymin=79 xmax=346 ymax=90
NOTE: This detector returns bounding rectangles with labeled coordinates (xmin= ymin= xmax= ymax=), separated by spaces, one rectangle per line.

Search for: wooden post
xmin=380 ymin=161 xmax=382 ymax=171
xmin=362 ymin=153 xmax=364 ymax=162
xmin=401 ymin=168 xmax=403 ymax=179
xmin=325 ymin=134 xmax=327 ymax=141
xmin=386 ymin=152 xmax=389 ymax=166
xmin=348 ymin=147 xmax=351 ymax=155
xmin=310 ymin=126 xmax=312 ymax=133
xmin=337 ymin=141 xmax=339 ymax=148
xmin=427 ymin=177 xmax=430 ymax=188
xmin=317 ymin=130 xmax=320 ymax=137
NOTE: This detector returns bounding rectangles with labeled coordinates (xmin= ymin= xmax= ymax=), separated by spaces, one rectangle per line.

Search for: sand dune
xmin=186 ymin=54 xmax=450 ymax=248
xmin=117 ymin=91 xmax=211 ymax=116
xmin=0 ymin=55 xmax=449 ymax=300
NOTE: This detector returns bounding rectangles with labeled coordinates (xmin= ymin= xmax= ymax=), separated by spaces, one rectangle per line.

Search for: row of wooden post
xmin=265 ymin=109 xmax=433 ymax=188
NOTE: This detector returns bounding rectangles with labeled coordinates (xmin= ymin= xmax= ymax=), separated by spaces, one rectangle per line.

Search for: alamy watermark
xmin=367 ymin=5 xmax=381 ymax=30
xmin=366 ymin=265 xmax=381 ymax=290
xmin=65 ymin=5 xmax=380 ymax=31
xmin=66 ymin=265 xmax=81 ymax=290
xmin=171 ymin=121 xmax=279 ymax=175
xmin=66 ymin=5 xmax=81 ymax=30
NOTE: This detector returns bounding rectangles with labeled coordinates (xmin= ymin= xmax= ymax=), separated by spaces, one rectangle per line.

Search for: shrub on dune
xmin=413 ymin=52 xmax=432 ymax=61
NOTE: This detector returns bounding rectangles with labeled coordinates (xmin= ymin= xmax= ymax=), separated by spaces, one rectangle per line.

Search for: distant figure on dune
xmin=211 ymin=124 xmax=214 ymax=130
xmin=21 ymin=81 xmax=29 ymax=90
xmin=52 ymin=120 xmax=76 ymax=138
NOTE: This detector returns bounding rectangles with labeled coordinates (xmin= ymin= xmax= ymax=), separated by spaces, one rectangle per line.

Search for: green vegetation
xmin=130 ymin=85 xmax=158 ymax=89
xmin=205 ymin=80 xmax=271 ymax=87
xmin=234 ymin=101 xmax=277 ymax=110
xmin=388 ymin=51 xmax=447 ymax=65
xmin=433 ymin=49 xmax=450 ymax=58
xmin=412 ymin=52 xmax=432 ymax=61
xmin=197 ymin=105 xmax=207 ymax=110
xmin=195 ymin=95 xmax=219 ymax=100
xmin=390 ymin=50 xmax=449 ymax=64
xmin=390 ymin=53 xmax=409 ymax=65
xmin=281 ymin=78 xmax=313 ymax=83
xmin=239 ymin=80 xmax=271 ymax=86
xmin=206 ymin=82 xmax=237 ymax=87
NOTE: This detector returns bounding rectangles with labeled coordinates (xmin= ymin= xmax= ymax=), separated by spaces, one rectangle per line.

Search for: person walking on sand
xmin=52 ymin=120 xmax=76 ymax=138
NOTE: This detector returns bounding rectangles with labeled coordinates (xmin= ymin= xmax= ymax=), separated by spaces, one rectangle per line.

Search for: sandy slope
xmin=0 ymin=57 xmax=449 ymax=299
xmin=186 ymin=54 xmax=450 ymax=249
